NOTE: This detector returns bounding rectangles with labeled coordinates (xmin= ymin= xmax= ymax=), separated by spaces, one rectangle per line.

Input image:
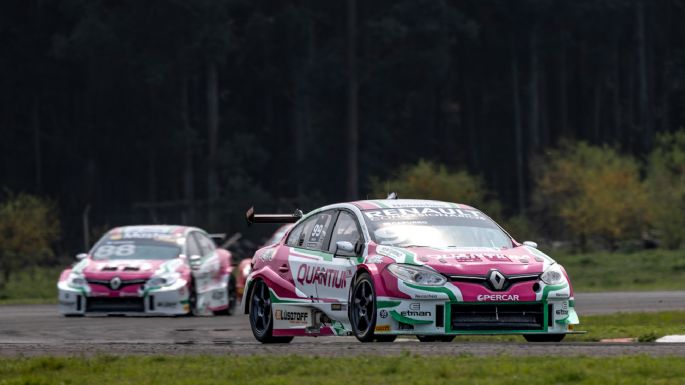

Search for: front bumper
xmin=57 ymin=280 xmax=190 ymax=316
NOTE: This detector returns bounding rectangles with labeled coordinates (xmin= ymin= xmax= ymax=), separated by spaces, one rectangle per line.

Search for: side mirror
xmin=76 ymin=253 xmax=88 ymax=261
xmin=523 ymin=241 xmax=538 ymax=249
xmin=189 ymin=255 xmax=202 ymax=270
xmin=334 ymin=241 xmax=356 ymax=257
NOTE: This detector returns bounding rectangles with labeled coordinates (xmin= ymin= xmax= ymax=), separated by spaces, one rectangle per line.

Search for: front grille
xmin=450 ymin=303 xmax=544 ymax=331
xmin=449 ymin=273 xmax=540 ymax=291
xmin=85 ymin=297 xmax=145 ymax=313
xmin=86 ymin=278 xmax=147 ymax=289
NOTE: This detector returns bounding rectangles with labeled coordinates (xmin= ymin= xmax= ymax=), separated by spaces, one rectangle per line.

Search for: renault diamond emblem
xmin=488 ymin=270 xmax=506 ymax=291
xmin=110 ymin=276 xmax=122 ymax=290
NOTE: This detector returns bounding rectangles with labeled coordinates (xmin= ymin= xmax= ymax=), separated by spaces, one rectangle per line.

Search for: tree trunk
xmin=511 ymin=39 xmax=525 ymax=215
xmin=636 ymin=1 xmax=652 ymax=149
xmin=207 ymin=60 xmax=219 ymax=227
xmin=528 ymin=30 xmax=540 ymax=150
xmin=181 ymin=76 xmax=195 ymax=224
xmin=346 ymin=0 xmax=359 ymax=200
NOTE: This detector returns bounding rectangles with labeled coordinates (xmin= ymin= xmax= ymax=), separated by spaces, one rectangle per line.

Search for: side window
xmin=286 ymin=211 xmax=335 ymax=251
xmin=328 ymin=211 xmax=362 ymax=253
xmin=186 ymin=234 xmax=201 ymax=257
xmin=194 ymin=233 xmax=215 ymax=258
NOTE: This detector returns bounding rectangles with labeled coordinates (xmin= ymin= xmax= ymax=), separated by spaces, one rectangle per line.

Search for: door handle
xmin=278 ymin=264 xmax=289 ymax=273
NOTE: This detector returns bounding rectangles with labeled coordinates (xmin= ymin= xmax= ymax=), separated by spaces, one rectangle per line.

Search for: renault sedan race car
xmin=242 ymin=199 xmax=579 ymax=343
xmin=58 ymin=225 xmax=237 ymax=316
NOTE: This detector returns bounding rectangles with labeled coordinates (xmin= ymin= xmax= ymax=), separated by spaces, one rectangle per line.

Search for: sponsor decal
xmin=364 ymin=207 xmax=485 ymax=221
xmin=331 ymin=303 xmax=346 ymax=311
xmin=379 ymin=309 xmax=389 ymax=318
xmin=477 ymin=294 xmax=520 ymax=301
xmin=555 ymin=309 xmax=569 ymax=316
xmin=296 ymin=265 xmax=350 ymax=289
xmin=275 ymin=310 xmax=309 ymax=323
xmin=414 ymin=294 xmax=438 ymax=299
xmin=375 ymin=325 xmax=390 ymax=332
xmin=259 ymin=249 xmax=275 ymax=262
xmin=365 ymin=255 xmax=385 ymax=264
xmin=483 ymin=254 xmax=511 ymax=262
xmin=409 ymin=303 xmax=421 ymax=310
xmin=157 ymin=302 xmax=177 ymax=308
xmin=401 ymin=310 xmax=432 ymax=317
xmin=212 ymin=291 xmax=224 ymax=300
xmin=376 ymin=245 xmax=406 ymax=260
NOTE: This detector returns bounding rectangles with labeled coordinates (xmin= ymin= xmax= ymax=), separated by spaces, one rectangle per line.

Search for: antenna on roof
xmin=387 ymin=192 xmax=399 ymax=200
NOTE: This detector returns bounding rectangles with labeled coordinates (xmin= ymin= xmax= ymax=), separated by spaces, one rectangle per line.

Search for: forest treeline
xmin=1 ymin=0 xmax=685 ymax=255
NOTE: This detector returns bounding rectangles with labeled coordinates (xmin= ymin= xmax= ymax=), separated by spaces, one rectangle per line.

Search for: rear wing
xmin=246 ymin=206 xmax=304 ymax=225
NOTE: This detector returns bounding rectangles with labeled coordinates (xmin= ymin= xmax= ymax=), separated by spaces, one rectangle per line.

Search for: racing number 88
xmin=94 ymin=244 xmax=136 ymax=258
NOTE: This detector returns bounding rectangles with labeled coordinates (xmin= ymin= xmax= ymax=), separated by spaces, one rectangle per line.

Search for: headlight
xmin=68 ymin=274 xmax=86 ymax=288
xmin=242 ymin=264 xmax=251 ymax=278
xmin=146 ymin=273 xmax=179 ymax=288
xmin=540 ymin=264 xmax=566 ymax=285
xmin=387 ymin=263 xmax=447 ymax=286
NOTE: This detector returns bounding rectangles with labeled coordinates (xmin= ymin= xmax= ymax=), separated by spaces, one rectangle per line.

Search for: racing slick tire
xmin=524 ymin=334 xmax=566 ymax=342
xmin=349 ymin=272 xmax=387 ymax=343
xmin=213 ymin=276 xmax=237 ymax=316
xmin=249 ymin=279 xmax=293 ymax=344
xmin=417 ymin=335 xmax=455 ymax=342
xmin=186 ymin=282 xmax=199 ymax=316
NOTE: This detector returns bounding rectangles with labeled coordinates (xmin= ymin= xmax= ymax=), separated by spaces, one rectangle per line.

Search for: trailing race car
xmin=58 ymin=225 xmax=237 ymax=316
xmin=242 ymin=199 xmax=579 ymax=343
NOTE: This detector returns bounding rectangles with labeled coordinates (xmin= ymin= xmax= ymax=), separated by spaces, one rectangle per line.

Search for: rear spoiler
xmin=246 ymin=206 xmax=303 ymax=225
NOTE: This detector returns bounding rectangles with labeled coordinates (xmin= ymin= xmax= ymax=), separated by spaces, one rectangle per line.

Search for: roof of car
xmin=349 ymin=199 xmax=476 ymax=211
xmin=109 ymin=225 xmax=195 ymax=237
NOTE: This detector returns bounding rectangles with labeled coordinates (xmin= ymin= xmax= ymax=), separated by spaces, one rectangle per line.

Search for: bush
xmin=0 ymin=192 xmax=60 ymax=288
xmin=646 ymin=130 xmax=685 ymax=249
xmin=369 ymin=159 xmax=501 ymax=217
xmin=533 ymin=142 xmax=648 ymax=250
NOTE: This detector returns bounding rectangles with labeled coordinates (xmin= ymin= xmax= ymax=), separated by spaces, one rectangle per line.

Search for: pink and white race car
xmin=58 ymin=225 xmax=237 ymax=316
xmin=243 ymin=199 xmax=580 ymax=343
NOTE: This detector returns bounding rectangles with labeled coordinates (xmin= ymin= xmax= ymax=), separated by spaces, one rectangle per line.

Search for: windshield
xmin=362 ymin=206 xmax=513 ymax=249
xmin=91 ymin=239 xmax=181 ymax=260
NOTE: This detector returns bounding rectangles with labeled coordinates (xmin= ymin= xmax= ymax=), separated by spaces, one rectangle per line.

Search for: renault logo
xmin=488 ymin=270 xmax=506 ymax=291
xmin=110 ymin=276 xmax=122 ymax=290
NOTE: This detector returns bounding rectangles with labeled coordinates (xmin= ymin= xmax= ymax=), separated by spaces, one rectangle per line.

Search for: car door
xmin=286 ymin=210 xmax=356 ymax=302
xmin=191 ymin=232 xmax=223 ymax=304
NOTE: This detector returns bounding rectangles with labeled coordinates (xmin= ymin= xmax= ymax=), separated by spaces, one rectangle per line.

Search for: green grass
xmin=1 ymin=355 xmax=684 ymax=385
xmin=554 ymin=249 xmax=685 ymax=292
xmin=0 ymin=267 xmax=61 ymax=305
xmin=455 ymin=310 xmax=685 ymax=343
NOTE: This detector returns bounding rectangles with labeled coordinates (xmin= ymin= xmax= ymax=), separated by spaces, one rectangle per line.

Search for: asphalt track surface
xmin=1 ymin=291 xmax=684 ymax=357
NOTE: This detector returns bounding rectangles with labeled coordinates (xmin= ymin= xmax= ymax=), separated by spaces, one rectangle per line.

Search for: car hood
xmin=77 ymin=258 xmax=184 ymax=279
xmin=372 ymin=244 xmax=556 ymax=276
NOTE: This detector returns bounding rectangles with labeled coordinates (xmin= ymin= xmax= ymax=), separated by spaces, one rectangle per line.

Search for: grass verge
xmin=549 ymin=249 xmax=685 ymax=292
xmin=0 ymin=267 xmax=61 ymax=305
xmin=1 ymin=355 xmax=684 ymax=385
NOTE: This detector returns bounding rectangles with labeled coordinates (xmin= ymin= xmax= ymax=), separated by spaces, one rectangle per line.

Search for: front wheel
xmin=524 ymin=334 xmax=566 ymax=342
xmin=248 ymin=280 xmax=293 ymax=344
xmin=350 ymin=273 xmax=379 ymax=343
xmin=417 ymin=335 xmax=455 ymax=342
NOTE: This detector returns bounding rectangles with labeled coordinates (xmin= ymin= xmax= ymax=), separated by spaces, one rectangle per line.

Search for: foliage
xmin=533 ymin=142 xmax=649 ymax=249
xmin=0 ymin=266 xmax=62 ymax=304
xmin=0 ymin=193 xmax=60 ymax=288
xmin=2 ymin=354 xmax=685 ymax=385
xmin=646 ymin=129 xmax=685 ymax=249
xmin=370 ymin=159 xmax=501 ymax=217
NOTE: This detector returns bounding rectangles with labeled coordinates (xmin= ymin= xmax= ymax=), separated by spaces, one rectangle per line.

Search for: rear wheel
xmin=417 ymin=335 xmax=455 ymax=342
xmin=249 ymin=280 xmax=293 ymax=344
xmin=524 ymin=334 xmax=566 ymax=342
xmin=350 ymin=273 xmax=380 ymax=343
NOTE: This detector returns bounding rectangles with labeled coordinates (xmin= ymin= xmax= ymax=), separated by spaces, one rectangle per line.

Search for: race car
xmin=58 ymin=225 xmax=237 ymax=316
xmin=236 ymin=224 xmax=292 ymax=298
xmin=242 ymin=199 xmax=579 ymax=343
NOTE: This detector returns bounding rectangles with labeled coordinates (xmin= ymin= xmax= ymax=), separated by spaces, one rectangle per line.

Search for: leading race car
xmin=242 ymin=199 xmax=579 ymax=343
xmin=58 ymin=225 xmax=237 ymax=316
